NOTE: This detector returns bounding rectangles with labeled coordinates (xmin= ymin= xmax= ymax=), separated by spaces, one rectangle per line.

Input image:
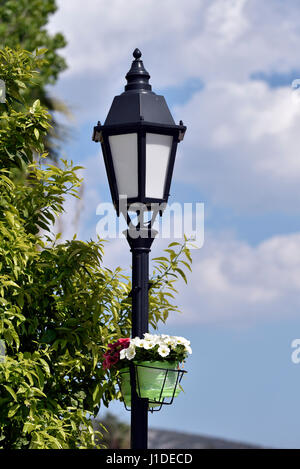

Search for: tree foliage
xmin=0 ymin=0 xmax=66 ymax=85
xmin=0 ymin=0 xmax=68 ymax=160
xmin=0 ymin=48 xmax=192 ymax=449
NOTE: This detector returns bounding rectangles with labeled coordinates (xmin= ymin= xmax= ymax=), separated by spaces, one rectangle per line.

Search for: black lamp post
xmin=93 ymin=48 xmax=186 ymax=450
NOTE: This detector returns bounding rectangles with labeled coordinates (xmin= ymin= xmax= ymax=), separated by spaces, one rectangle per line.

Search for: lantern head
xmin=93 ymin=48 xmax=186 ymax=216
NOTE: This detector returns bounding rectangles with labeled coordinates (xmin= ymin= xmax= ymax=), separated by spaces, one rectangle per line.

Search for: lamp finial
xmin=133 ymin=48 xmax=142 ymax=60
xmin=124 ymin=48 xmax=152 ymax=93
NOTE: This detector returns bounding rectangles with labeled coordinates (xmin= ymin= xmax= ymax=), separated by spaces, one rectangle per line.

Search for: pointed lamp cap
xmin=124 ymin=48 xmax=152 ymax=93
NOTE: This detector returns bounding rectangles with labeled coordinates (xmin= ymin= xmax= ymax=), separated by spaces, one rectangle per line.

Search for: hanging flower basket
xmin=103 ymin=334 xmax=190 ymax=412
xmin=118 ymin=360 xmax=186 ymax=411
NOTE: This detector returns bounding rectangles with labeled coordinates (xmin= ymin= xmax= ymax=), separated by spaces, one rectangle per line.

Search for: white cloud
xmin=49 ymin=0 xmax=300 ymax=84
xmin=204 ymin=0 xmax=249 ymax=45
xmin=172 ymin=231 xmax=300 ymax=325
xmin=173 ymin=80 xmax=300 ymax=211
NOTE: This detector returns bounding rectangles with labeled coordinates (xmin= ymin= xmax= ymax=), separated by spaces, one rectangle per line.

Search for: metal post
xmin=126 ymin=228 xmax=156 ymax=450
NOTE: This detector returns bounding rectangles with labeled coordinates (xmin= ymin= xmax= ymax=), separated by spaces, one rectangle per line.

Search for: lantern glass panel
xmin=109 ymin=133 xmax=138 ymax=198
xmin=145 ymin=133 xmax=173 ymax=199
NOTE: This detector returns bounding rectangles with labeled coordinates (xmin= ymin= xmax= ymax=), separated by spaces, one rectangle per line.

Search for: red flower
xmin=103 ymin=358 xmax=110 ymax=370
xmin=102 ymin=338 xmax=130 ymax=370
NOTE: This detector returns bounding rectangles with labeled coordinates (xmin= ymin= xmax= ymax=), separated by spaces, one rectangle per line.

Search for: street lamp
xmin=92 ymin=48 xmax=186 ymax=450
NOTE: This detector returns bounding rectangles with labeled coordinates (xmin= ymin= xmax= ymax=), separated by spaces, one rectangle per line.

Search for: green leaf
xmin=32 ymin=387 xmax=47 ymax=398
xmin=3 ymin=385 xmax=17 ymax=402
xmin=93 ymin=384 xmax=102 ymax=405
xmin=8 ymin=404 xmax=20 ymax=417
xmin=32 ymin=99 xmax=40 ymax=109
xmin=36 ymin=48 xmax=48 ymax=56
xmin=175 ymin=268 xmax=187 ymax=283
xmin=23 ymin=422 xmax=36 ymax=434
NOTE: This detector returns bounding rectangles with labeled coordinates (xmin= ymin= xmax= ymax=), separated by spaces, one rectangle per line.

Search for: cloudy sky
xmin=48 ymin=0 xmax=300 ymax=448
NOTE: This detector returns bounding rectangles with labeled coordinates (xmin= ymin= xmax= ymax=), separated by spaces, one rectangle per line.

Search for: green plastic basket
xmin=119 ymin=360 xmax=182 ymax=408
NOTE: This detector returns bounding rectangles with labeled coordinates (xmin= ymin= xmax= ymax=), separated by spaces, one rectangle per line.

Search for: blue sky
xmin=48 ymin=0 xmax=300 ymax=448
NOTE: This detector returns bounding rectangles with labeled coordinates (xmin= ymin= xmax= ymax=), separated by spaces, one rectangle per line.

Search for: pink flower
xmin=117 ymin=338 xmax=130 ymax=346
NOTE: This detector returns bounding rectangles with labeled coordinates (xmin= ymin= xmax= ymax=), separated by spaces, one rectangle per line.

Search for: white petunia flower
xmin=137 ymin=339 xmax=146 ymax=348
xmin=164 ymin=336 xmax=177 ymax=347
xmin=175 ymin=336 xmax=190 ymax=346
xmin=158 ymin=345 xmax=170 ymax=358
xmin=125 ymin=346 xmax=136 ymax=360
xmin=143 ymin=340 xmax=155 ymax=350
xmin=144 ymin=333 xmax=160 ymax=343
xmin=120 ymin=349 xmax=127 ymax=360
xmin=131 ymin=337 xmax=142 ymax=346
